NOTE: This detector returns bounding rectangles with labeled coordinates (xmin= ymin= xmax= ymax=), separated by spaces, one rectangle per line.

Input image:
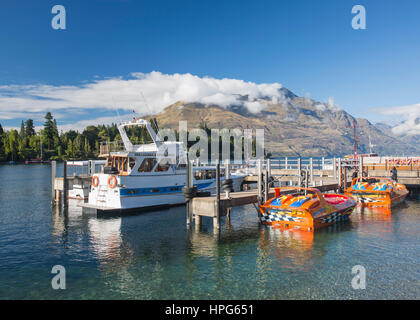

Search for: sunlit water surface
xmin=0 ymin=164 xmax=419 ymax=299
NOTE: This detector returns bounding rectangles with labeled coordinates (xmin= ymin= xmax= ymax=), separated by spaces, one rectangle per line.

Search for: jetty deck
xmin=51 ymin=156 xmax=420 ymax=228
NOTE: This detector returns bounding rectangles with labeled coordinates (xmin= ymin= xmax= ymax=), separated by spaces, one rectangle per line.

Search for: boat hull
xmin=344 ymin=191 xmax=407 ymax=208
xmin=86 ymin=173 xmax=244 ymax=212
xmin=261 ymin=205 xmax=355 ymax=231
xmin=344 ymin=178 xmax=409 ymax=208
xmin=260 ymin=188 xmax=357 ymax=232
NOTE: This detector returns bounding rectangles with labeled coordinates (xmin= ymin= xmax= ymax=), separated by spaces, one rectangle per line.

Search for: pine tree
xmin=44 ymin=112 xmax=54 ymax=150
xmin=25 ymin=119 xmax=35 ymax=137
xmin=20 ymin=120 xmax=25 ymax=139
xmin=0 ymin=124 xmax=4 ymax=161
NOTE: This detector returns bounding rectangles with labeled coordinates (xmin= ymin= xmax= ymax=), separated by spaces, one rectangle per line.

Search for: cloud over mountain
xmin=379 ymin=103 xmax=420 ymax=136
xmin=0 ymin=72 xmax=287 ymax=119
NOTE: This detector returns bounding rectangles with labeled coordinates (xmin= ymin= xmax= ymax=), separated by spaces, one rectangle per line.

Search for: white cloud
xmin=0 ymin=72 xmax=286 ymax=119
xmin=379 ymin=103 xmax=420 ymax=136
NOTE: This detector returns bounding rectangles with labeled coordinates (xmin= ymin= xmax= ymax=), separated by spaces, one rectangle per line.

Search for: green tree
xmin=43 ymin=112 xmax=58 ymax=150
xmin=20 ymin=120 xmax=25 ymax=140
xmin=7 ymin=130 xmax=20 ymax=161
xmin=0 ymin=123 xmax=4 ymax=161
xmin=84 ymin=136 xmax=91 ymax=157
xmin=25 ymin=119 xmax=35 ymax=137
xmin=83 ymin=126 xmax=99 ymax=150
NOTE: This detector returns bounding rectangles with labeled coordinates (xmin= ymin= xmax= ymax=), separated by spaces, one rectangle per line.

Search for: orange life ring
xmin=92 ymin=175 xmax=99 ymax=187
xmin=108 ymin=175 xmax=117 ymax=189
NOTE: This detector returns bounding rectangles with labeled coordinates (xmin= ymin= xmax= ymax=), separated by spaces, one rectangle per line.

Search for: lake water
xmin=0 ymin=164 xmax=419 ymax=299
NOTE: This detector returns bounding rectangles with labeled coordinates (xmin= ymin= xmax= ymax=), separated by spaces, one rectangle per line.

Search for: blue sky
xmin=0 ymin=0 xmax=419 ymax=132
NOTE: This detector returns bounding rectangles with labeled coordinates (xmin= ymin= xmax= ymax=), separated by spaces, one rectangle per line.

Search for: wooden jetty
xmin=51 ymin=156 xmax=420 ymax=224
xmin=188 ymin=157 xmax=420 ymax=232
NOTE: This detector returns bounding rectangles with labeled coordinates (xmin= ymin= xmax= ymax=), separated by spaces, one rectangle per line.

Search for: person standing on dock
xmin=391 ymin=166 xmax=398 ymax=182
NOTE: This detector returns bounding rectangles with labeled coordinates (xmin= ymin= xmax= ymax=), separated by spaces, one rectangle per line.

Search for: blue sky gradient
xmin=0 ymin=0 xmax=419 ymax=129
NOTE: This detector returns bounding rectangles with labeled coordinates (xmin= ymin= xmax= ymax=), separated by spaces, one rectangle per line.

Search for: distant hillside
xmin=145 ymin=88 xmax=419 ymax=157
xmin=375 ymin=120 xmax=420 ymax=152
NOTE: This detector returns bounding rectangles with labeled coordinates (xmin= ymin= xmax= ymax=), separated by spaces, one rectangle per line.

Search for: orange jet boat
xmin=344 ymin=177 xmax=408 ymax=208
xmin=260 ymin=187 xmax=357 ymax=232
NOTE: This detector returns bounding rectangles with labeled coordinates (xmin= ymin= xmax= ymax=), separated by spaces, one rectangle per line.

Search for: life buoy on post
xmin=92 ymin=175 xmax=99 ymax=187
xmin=108 ymin=175 xmax=117 ymax=189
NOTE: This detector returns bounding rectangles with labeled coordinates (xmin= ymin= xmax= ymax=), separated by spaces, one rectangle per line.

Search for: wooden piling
xmin=257 ymin=159 xmax=262 ymax=205
xmin=310 ymin=158 xmax=313 ymax=185
xmin=264 ymin=170 xmax=268 ymax=203
xmin=51 ymin=161 xmax=56 ymax=206
xmin=338 ymin=158 xmax=342 ymax=191
xmin=333 ymin=157 xmax=337 ymax=179
xmin=63 ymin=161 xmax=68 ymax=208
xmin=214 ymin=160 xmax=220 ymax=230
xmin=186 ymin=159 xmax=192 ymax=226
xmin=298 ymin=158 xmax=302 ymax=186
xmin=225 ymin=159 xmax=230 ymax=199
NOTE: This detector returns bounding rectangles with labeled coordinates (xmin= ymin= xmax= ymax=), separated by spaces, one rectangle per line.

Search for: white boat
xmin=83 ymin=119 xmax=245 ymax=214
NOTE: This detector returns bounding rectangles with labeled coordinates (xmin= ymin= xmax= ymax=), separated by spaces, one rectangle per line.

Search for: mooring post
xmin=51 ymin=161 xmax=56 ymax=206
xmin=257 ymin=159 xmax=263 ymax=206
xmin=338 ymin=158 xmax=342 ymax=191
xmin=89 ymin=160 xmax=96 ymax=175
xmin=264 ymin=169 xmax=268 ymax=203
xmin=225 ymin=159 xmax=230 ymax=199
xmin=298 ymin=157 xmax=302 ymax=186
xmin=310 ymin=158 xmax=313 ymax=186
xmin=333 ymin=157 xmax=337 ymax=179
xmin=63 ymin=161 xmax=68 ymax=208
xmin=214 ymin=160 xmax=220 ymax=230
xmin=186 ymin=159 xmax=191 ymax=226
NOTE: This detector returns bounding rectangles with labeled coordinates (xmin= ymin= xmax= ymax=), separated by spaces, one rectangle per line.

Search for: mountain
xmin=376 ymin=120 xmax=420 ymax=152
xmin=145 ymin=88 xmax=420 ymax=157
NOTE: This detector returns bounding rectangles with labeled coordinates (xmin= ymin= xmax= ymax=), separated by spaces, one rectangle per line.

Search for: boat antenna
xmin=112 ymin=97 xmax=123 ymax=124
xmin=140 ymin=91 xmax=159 ymax=131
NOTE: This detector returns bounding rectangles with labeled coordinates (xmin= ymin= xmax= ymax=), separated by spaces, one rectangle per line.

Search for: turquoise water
xmin=0 ymin=164 xmax=419 ymax=299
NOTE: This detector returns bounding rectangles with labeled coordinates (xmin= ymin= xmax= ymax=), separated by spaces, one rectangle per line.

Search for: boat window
xmin=194 ymin=170 xmax=204 ymax=180
xmin=155 ymin=158 xmax=171 ymax=172
xmin=205 ymin=170 xmax=215 ymax=179
xmin=138 ymin=158 xmax=157 ymax=172
xmin=129 ymin=157 xmax=136 ymax=170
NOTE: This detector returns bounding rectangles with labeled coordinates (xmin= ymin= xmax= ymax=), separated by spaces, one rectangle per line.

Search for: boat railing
xmin=99 ymin=140 xmax=125 ymax=156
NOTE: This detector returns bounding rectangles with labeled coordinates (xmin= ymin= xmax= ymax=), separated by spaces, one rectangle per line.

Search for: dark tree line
xmin=0 ymin=112 xmax=137 ymax=162
xmin=0 ymin=112 xmax=264 ymax=162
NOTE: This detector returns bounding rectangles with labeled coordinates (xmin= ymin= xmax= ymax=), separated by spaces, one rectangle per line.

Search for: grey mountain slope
xmin=145 ymin=89 xmax=419 ymax=156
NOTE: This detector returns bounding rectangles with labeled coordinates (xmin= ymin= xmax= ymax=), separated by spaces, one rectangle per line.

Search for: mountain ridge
xmin=145 ymin=88 xmax=419 ymax=157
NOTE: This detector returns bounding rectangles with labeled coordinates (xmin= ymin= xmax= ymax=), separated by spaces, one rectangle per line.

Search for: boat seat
xmin=289 ymin=196 xmax=311 ymax=208
xmin=270 ymin=195 xmax=292 ymax=206
xmin=371 ymin=183 xmax=392 ymax=191
xmin=352 ymin=182 xmax=369 ymax=191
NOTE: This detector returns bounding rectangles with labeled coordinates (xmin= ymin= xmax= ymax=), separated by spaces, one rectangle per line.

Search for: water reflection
xmin=51 ymin=200 xmax=134 ymax=271
xmin=258 ymin=226 xmax=314 ymax=271
xmin=354 ymin=206 xmax=392 ymax=222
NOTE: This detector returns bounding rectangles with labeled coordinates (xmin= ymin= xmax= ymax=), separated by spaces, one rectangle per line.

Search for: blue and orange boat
xmin=259 ymin=187 xmax=357 ymax=232
xmin=344 ymin=177 xmax=408 ymax=208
